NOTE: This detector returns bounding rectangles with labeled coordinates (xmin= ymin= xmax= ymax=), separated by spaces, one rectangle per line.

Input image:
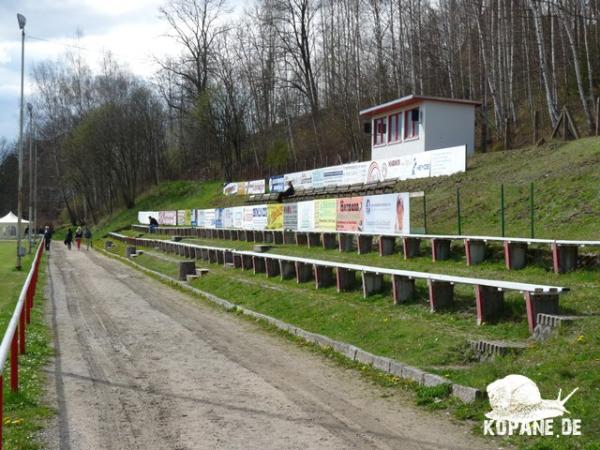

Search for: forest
xmin=0 ymin=0 xmax=598 ymax=225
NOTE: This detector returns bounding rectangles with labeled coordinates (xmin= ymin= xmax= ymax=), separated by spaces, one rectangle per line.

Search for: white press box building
xmin=360 ymin=95 xmax=480 ymax=159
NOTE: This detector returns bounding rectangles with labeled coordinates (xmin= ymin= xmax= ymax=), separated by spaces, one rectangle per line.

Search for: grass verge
xmin=0 ymin=242 xmax=53 ymax=449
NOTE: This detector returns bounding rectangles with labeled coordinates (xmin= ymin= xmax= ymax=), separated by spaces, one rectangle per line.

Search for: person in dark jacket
xmin=83 ymin=227 xmax=92 ymax=250
xmin=277 ymin=181 xmax=295 ymax=203
xmin=43 ymin=226 xmax=53 ymax=251
xmin=64 ymin=228 xmax=73 ymax=250
xmin=149 ymin=216 xmax=159 ymax=233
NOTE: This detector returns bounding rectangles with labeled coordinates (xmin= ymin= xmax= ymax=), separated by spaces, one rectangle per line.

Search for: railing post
xmin=10 ymin=333 xmax=18 ymax=392
xmin=19 ymin=306 xmax=25 ymax=355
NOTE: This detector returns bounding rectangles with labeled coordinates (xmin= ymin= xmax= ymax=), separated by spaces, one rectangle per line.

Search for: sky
xmin=0 ymin=0 xmax=241 ymax=142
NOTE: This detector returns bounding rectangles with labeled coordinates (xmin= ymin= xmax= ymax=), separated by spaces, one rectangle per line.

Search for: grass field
xmin=0 ymin=242 xmax=52 ymax=449
xmin=97 ymin=138 xmax=600 ymax=449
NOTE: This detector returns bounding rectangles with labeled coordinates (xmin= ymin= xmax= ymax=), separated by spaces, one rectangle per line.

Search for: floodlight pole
xmin=16 ymin=13 xmax=26 ymax=270
xmin=27 ymin=104 xmax=33 ymax=254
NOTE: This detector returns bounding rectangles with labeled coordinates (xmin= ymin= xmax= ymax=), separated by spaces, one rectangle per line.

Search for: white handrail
xmin=0 ymin=242 xmax=42 ymax=374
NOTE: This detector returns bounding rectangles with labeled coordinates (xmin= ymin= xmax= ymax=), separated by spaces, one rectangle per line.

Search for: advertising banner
xmin=138 ymin=211 xmax=159 ymax=225
xmin=314 ymin=199 xmax=337 ymax=231
xmin=203 ymin=209 xmax=215 ymax=229
xmin=252 ymin=205 xmax=268 ymax=230
xmin=159 ymin=211 xmax=177 ymax=226
xmin=429 ymin=145 xmax=466 ymax=177
xmin=223 ymin=208 xmax=234 ymax=229
xmin=362 ymin=193 xmax=410 ymax=234
xmin=242 ymin=207 xmax=254 ymax=230
xmin=214 ymin=208 xmax=224 ymax=229
xmin=283 ymin=203 xmax=298 ymax=230
xmin=195 ymin=210 xmax=204 ymax=229
xmin=223 ymin=182 xmax=239 ymax=196
xmin=269 ymin=176 xmax=285 ymax=193
xmin=177 ymin=210 xmax=186 ymax=226
xmin=233 ymin=206 xmax=244 ymax=228
xmin=297 ymin=201 xmax=315 ymax=231
xmin=342 ymin=162 xmax=370 ymax=185
xmin=247 ymin=179 xmax=266 ymax=195
xmin=336 ymin=197 xmax=363 ymax=232
xmin=284 ymin=170 xmax=313 ymax=190
xmin=267 ymin=204 xmax=284 ymax=230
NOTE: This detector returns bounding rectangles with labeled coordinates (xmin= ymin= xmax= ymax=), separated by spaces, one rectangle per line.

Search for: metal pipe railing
xmin=0 ymin=241 xmax=44 ymax=448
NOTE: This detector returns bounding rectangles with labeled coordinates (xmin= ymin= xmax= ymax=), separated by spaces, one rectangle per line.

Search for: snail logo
xmin=483 ymin=374 xmax=581 ymax=437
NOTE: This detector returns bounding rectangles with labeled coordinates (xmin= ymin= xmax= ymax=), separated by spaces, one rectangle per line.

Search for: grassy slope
xmin=99 ymin=138 xmax=600 ymax=449
xmin=0 ymin=242 xmax=52 ymax=449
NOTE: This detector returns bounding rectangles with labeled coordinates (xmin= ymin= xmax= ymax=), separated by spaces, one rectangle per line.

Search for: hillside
xmin=98 ymin=137 xmax=600 ymax=241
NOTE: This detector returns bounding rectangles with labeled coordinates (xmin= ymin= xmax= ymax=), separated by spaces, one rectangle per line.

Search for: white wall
xmin=422 ymin=102 xmax=475 ymax=155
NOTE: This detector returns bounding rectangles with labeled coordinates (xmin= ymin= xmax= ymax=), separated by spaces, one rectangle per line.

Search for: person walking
xmin=43 ymin=225 xmax=53 ymax=251
xmin=83 ymin=226 xmax=92 ymax=250
xmin=64 ymin=228 xmax=73 ymax=250
xmin=75 ymin=226 xmax=83 ymax=251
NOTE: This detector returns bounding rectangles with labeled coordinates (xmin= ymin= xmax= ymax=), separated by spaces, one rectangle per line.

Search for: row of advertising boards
xmin=223 ymin=145 xmax=466 ymax=195
xmin=138 ymin=192 xmax=410 ymax=235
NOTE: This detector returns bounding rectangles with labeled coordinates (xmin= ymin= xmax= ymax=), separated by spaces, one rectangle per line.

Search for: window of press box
xmin=373 ymin=117 xmax=386 ymax=146
xmin=388 ymin=112 xmax=402 ymax=143
xmin=404 ymin=108 xmax=420 ymax=139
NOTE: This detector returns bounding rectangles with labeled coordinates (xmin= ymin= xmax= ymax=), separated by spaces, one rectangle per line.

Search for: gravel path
xmin=42 ymin=243 xmax=492 ymax=449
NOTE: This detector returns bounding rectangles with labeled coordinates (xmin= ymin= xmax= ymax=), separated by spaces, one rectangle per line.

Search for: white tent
xmin=0 ymin=212 xmax=29 ymax=240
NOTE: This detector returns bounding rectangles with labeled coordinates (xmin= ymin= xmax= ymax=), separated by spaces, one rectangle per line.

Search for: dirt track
xmin=42 ymin=243 xmax=491 ymax=449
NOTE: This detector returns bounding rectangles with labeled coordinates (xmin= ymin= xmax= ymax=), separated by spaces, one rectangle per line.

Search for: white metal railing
xmin=0 ymin=241 xmax=44 ymax=448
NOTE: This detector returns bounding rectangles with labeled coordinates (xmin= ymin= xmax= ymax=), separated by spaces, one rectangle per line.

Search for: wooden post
xmin=504 ymin=117 xmax=511 ymax=150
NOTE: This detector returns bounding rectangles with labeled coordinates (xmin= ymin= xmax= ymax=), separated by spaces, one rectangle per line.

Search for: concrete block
xmin=185 ymin=274 xmax=199 ymax=282
xmin=273 ymin=231 xmax=284 ymax=245
xmin=125 ymin=246 xmax=137 ymax=258
xmin=428 ymin=280 xmax=454 ymax=312
xmin=372 ymin=356 xmax=392 ymax=372
xmin=402 ymin=237 xmax=421 ymax=258
xmin=552 ymin=243 xmax=578 ymax=273
xmin=362 ymin=272 xmax=384 ymax=298
xmin=431 ymin=238 xmax=452 ymax=261
xmin=379 ymin=236 xmax=395 ymax=256
xmin=336 ymin=268 xmax=357 ymax=292
xmin=388 ymin=361 xmax=405 ymax=377
xmin=295 ymin=232 xmax=308 ymax=246
xmin=504 ymin=241 xmax=528 ymax=270
xmin=196 ymin=268 xmax=210 ymax=277
xmin=392 ymin=275 xmax=415 ymax=304
xmin=253 ymin=244 xmax=271 ymax=253
xmin=475 ymin=285 xmax=505 ymax=325
xmin=524 ymin=291 xmax=559 ymax=333
xmin=357 ymin=235 xmax=373 ymax=254
xmin=295 ymin=262 xmax=313 ymax=283
xmin=402 ymin=365 xmax=425 ymax=384
xmin=314 ymin=265 xmax=335 ymax=289
xmin=265 ymin=258 xmax=280 ymax=277
xmin=423 ymin=373 xmax=450 ymax=387
xmin=307 ymin=232 xmax=321 ymax=248
xmin=322 ymin=233 xmax=337 ymax=250
xmin=178 ymin=260 xmax=196 ymax=281
xmin=338 ymin=234 xmax=354 ymax=252
xmin=253 ymin=256 xmax=266 ymax=274
xmin=264 ymin=231 xmax=274 ymax=244
xmin=452 ymin=384 xmax=481 ymax=403
xmin=355 ymin=349 xmax=375 ymax=365
xmin=241 ymin=254 xmax=253 ymax=270
xmin=279 ymin=260 xmax=296 ymax=280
